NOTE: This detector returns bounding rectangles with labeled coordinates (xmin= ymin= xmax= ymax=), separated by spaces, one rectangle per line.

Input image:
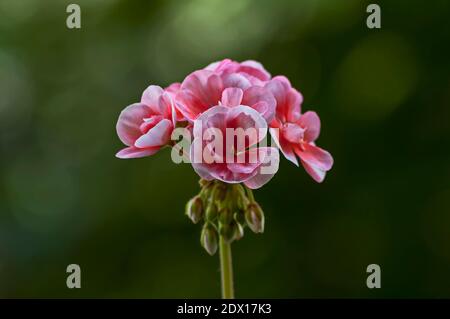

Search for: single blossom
xmin=191 ymin=105 xmax=279 ymax=189
xmin=116 ymin=85 xmax=177 ymax=159
xmin=175 ymin=60 xmax=276 ymax=123
xmin=267 ymin=76 xmax=333 ymax=182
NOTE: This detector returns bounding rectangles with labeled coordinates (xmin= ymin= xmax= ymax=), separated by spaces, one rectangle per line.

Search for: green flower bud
xmin=199 ymin=182 xmax=214 ymax=202
xmin=185 ymin=196 xmax=203 ymax=224
xmin=233 ymin=210 xmax=246 ymax=226
xmin=206 ymin=202 xmax=218 ymax=221
xmin=219 ymin=207 xmax=233 ymax=225
xmin=245 ymin=202 xmax=265 ymax=233
xmin=213 ymin=183 xmax=227 ymax=202
xmin=200 ymin=222 xmax=218 ymax=256
xmin=234 ymin=184 xmax=248 ymax=210
xmin=232 ymin=220 xmax=244 ymax=241
xmin=219 ymin=222 xmax=235 ymax=244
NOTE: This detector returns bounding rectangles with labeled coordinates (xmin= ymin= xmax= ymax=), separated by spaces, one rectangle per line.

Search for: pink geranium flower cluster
xmin=116 ymin=59 xmax=333 ymax=187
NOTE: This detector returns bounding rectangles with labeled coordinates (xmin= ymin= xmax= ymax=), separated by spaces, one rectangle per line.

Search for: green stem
xmin=219 ymin=235 xmax=234 ymax=299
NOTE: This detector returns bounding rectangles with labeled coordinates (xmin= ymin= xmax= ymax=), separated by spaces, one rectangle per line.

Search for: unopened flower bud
xmin=200 ymin=182 xmax=214 ymax=202
xmin=233 ymin=210 xmax=245 ymax=226
xmin=219 ymin=222 xmax=235 ymax=243
xmin=185 ymin=195 xmax=203 ymax=224
xmin=200 ymin=222 xmax=218 ymax=256
xmin=234 ymin=185 xmax=248 ymax=210
xmin=245 ymin=203 xmax=265 ymax=233
xmin=206 ymin=202 xmax=218 ymax=221
xmin=213 ymin=183 xmax=227 ymax=202
xmin=232 ymin=221 xmax=244 ymax=241
xmin=219 ymin=207 xmax=233 ymax=225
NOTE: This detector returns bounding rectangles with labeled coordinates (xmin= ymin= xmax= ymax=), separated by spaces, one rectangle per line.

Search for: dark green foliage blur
xmin=0 ymin=0 xmax=449 ymax=298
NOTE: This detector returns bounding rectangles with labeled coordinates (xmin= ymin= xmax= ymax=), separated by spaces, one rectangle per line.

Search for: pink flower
xmin=115 ymin=59 xmax=333 ymax=185
xmin=116 ymin=85 xmax=177 ymax=159
xmin=175 ymin=62 xmax=276 ymax=123
xmin=191 ymin=105 xmax=279 ymax=189
xmin=267 ymin=76 xmax=333 ymax=182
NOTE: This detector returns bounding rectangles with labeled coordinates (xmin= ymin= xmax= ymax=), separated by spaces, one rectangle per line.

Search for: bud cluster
xmin=185 ymin=179 xmax=265 ymax=255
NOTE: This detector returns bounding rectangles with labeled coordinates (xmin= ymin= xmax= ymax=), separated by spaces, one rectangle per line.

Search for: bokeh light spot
xmin=334 ymin=33 xmax=419 ymax=122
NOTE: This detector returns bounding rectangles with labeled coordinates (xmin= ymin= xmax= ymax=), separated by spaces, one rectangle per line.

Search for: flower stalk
xmin=219 ymin=235 xmax=234 ymax=299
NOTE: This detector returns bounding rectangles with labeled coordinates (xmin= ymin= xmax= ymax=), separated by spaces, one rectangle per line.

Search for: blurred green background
xmin=1 ymin=0 xmax=449 ymax=298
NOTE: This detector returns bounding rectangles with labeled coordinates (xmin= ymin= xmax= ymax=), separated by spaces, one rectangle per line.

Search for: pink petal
xmin=204 ymin=60 xmax=221 ymax=71
xmin=205 ymin=59 xmax=235 ymax=72
xmin=221 ymin=88 xmax=243 ymax=107
xmin=207 ymin=73 xmax=223 ymax=103
xmin=191 ymin=106 xmax=227 ymax=165
xmin=170 ymin=101 xmax=177 ymax=126
xmin=191 ymin=152 xmax=249 ymax=184
xmin=300 ymin=159 xmax=326 ymax=183
xmin=282 ymin=123 xmax=305 ymax=144
xmin=141 ymin=85 xmax=166 ymax=115
xmin=116 ymin=146 xmax=160 ymax=159
xmin=243 ymin=147 xmax=280 ymax=189
xmin=211 ymin=169 xmax=249 ymax=184
xmin=173 ymin=107 xmax=186 ymax=122
xmin=285 ymin=89 xmax=303 ymax=122
xmin=158 ymin=92 xmax=174 ymax=119
xmin=265 ymin=77 xmax=302 ymax=122
xmin=271 ymin=75 xmax=292 ymax=88
xmin=226 ymin=149 xmax=261 ymax=174
xmin=165 ymin=84 xmax=184 ymax=121
xmin=141 ymin=85 xmax=164 ymax=105
xmin=242 ymin=86 xmax=276 ymax=122
xmin=227 ymin=161 xmax=260 ymax=174
xmin=134 ymin=119 xmax=173 ymax=148
xmin=175 ymin=90 xmax=208 ymax=122
xmin=227 ymin=146 xmax=270 ymax=175
xmin=190 ymin=161 xmax=216 ymax=181
xmin=227 ymin=105 xmax=267 ymax=130
xmin=295 ymin=143 xmax=333 ymax=171
xmin=176 ymin=70 xmax=225 ymax=121
xmin=207 ymin=160 xmax=255 ymax=184
xmin=165 ymin=82 xmax=181 ymax=95
xmin=222 ymin=73 xmax=252 ymax=90
xmin=265 ymin=77 xmax=289 ymax=108
xmin=159 ymin=91 xmax=177 ymax=126
xmin=250 ymin=101 xmax=268 ymax=118
xmin=139 ymin=115 xmax=163 ymax=133
xmin=116 ymin=103 xmax=150 ymax=146
xmin=195 ymin=106 xmax=227 ymax=133
xmin=181 ymin=70 xmax=223 ymax=108
xmin=226 ymin=105 xmax=267 ymax=146
xmin=298 ymin=111 xmax=321 ymax=142
xmin=189 ymin=140 xmax=230 ymax=181
xmin=239 ymin=60 xmax=271 ymax=81
xmin=181 ymin=70 xmax=210 ymax=95
xmin=193 ymin=166 xmax=215 ymax=181
xmin=269 ymin=128 xmax=299 ymax=166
